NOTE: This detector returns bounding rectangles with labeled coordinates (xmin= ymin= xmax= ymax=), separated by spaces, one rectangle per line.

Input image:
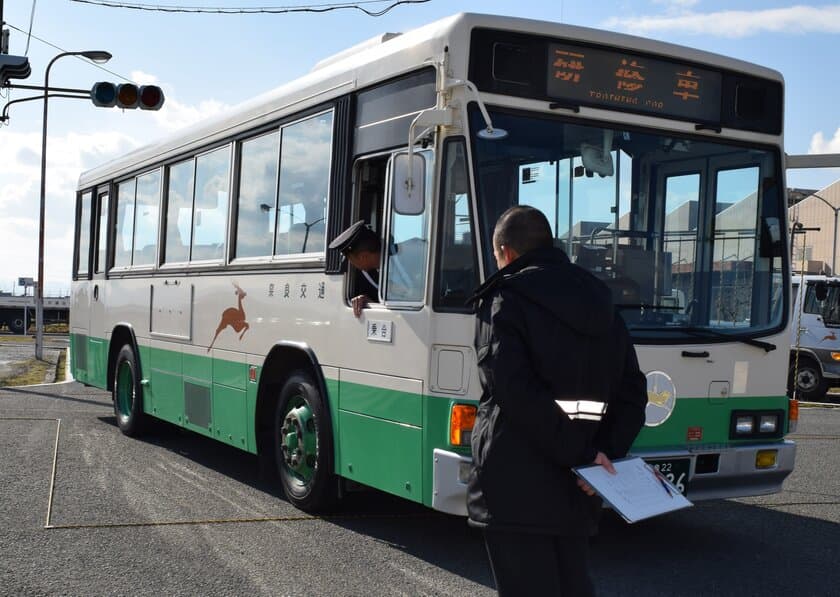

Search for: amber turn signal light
xmin=450 ymin=404 xmax=477 ymax=446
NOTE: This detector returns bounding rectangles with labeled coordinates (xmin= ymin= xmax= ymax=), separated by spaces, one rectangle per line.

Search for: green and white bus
xmin=71 ymin=13 xmax=796 ymax=514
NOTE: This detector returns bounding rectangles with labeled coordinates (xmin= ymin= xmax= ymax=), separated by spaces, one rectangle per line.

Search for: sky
xmin=1 ymin=0 xmax=839 ymax=295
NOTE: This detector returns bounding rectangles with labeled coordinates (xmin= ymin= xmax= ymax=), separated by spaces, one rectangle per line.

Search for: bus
xmin=71 ymin=12 xmax=795 ymax=515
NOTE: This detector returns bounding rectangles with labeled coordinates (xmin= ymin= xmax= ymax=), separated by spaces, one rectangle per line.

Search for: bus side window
xmin=76 ymin=191 xmax=93 ymax=277
xmin=275 ymin=113 xmax=333 ymax=256
xmin=163 ymin=159 xmax=194 ymax=264
xmin=132 ymin=169 xmax=161 ymax=267
xmin=113 ymin=179 xmax=136 ymax=268
xmin=191 ymin=146 xmax=231 ymax=262
xmin=434 ymin=139 xmax=478 ymax=311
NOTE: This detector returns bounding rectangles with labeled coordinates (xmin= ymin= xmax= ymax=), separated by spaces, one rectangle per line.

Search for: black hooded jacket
xmin=467 ymin=247 xmax=647 ymax=535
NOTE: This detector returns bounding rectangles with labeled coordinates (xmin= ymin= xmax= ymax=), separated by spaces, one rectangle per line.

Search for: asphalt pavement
xmin=0 ymin=380 xmax=838 ymax=596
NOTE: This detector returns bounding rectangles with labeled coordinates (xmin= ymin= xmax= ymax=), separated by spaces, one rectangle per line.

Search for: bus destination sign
xmin=547 ymin=42 xmax=723 ymax=123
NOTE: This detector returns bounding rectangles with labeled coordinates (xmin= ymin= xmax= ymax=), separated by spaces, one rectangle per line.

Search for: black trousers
xmin=483 ymin=530 xmax=595 ymax=597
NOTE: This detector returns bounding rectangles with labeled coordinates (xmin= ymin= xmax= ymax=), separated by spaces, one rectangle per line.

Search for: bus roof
xmin=78 ymin=12 xmax=783 ymax=188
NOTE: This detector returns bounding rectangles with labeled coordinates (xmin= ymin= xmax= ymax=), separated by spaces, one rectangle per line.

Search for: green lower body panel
xmin=338 ymin=410 xmax=422 ymax=502
xmin=70 ymin=333 xmax=108 ymax=389
xmin=88 ymin=337 xmax=108 ymax=388
xmin=213 ymin=385 xmax=248 ymax=450
xmin=148 ymin=370 xmax=184 ymax=424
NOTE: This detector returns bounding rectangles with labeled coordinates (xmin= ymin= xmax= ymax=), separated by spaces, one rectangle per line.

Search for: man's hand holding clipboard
xmin=573 ymin=456 xmax=693 ymax=523
xmin=576 ymin=452 xmax=616 ymax=496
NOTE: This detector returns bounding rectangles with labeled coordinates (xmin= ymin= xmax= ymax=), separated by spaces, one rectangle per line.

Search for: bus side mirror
xmin=392 ymin=153 xmax=426 ymax=215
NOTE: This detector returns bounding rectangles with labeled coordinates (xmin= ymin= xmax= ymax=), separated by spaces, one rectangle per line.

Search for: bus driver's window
xmin=339 ymin=157 xmax=388 ymax=311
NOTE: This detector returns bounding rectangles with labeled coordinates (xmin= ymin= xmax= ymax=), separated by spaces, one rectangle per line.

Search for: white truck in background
xmin=790 ymin=275 xmax=840 ymax=400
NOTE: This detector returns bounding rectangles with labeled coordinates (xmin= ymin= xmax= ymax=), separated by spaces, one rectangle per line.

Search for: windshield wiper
xmin=631 ymin=325 xmax=776 ymax=352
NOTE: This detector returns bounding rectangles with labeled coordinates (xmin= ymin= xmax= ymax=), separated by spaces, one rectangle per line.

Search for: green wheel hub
xmin=115 ymin=360 xmax=134 ymax=420
xmin=280 ymin=397 xmax=317 ymax=485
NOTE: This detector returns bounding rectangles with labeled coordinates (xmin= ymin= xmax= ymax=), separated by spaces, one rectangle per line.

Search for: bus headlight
xmin=730 ymin=410 xmax=785 ymax=439
xmin=735 ymin=415 xmax=754 ymax=435
xmin=759 ymin=414 xmax=778 ymax=433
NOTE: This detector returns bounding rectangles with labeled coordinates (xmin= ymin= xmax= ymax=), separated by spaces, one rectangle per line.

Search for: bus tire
xmin=273 ymin=370 xmax=337 ymax=513
xmin=9 ymin=315 xmax=26 ymax=334
xmin=789 ymin=357 xmax=828 ymax=401
xmin=113 ymin=344 xmax=146 ymax=436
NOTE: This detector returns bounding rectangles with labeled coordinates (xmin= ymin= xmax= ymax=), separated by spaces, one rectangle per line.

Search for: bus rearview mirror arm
xmin=404 ymin=78 xmax=508 ymax=195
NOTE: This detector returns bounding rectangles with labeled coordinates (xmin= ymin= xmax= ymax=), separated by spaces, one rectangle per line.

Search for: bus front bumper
xmin=432 ymin=440 xmax=797 ymax=515
xmin=631 ymin=440 xmax=797 ymax=501
xmin=432 ymin=449 xmax=471 ymax=516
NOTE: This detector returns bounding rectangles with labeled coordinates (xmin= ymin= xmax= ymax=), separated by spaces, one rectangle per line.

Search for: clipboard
xmin=573 ymin=457 xmax=693 ymax=523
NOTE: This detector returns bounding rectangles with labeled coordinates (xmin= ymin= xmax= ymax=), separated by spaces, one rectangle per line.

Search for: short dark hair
xmin=493 ymin=205 xmax=553 ymax=256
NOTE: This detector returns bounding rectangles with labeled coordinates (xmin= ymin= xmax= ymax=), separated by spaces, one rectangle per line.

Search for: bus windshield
xmin=470 ymin=108 xmax=786 ymax=340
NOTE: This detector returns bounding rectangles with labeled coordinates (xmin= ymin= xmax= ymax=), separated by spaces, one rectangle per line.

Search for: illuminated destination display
xmin=546 ymin=42 xmax=723 ymax=122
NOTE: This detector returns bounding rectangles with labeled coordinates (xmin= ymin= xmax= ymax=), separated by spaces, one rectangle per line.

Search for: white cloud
xmin=130 ymin=70 xmax=159 ymax=85
xmin=651 ymin=0 xmax=699 ymax=9
xmin=809 ymin=128 xmax=840 ymax=154
xmin=605 ymin=4 xmax=840 ymax=37
xmin=0 ymin=129 xmax=140 ymax=292
xmin=123 ymin=70 xmax=230 ymax=132
xmin=152 ymin=96 xmax=229 ymax=132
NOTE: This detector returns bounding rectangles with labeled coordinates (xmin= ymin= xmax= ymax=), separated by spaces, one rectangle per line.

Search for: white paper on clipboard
xmin=573 ymin=457 xmax=693 ymax=523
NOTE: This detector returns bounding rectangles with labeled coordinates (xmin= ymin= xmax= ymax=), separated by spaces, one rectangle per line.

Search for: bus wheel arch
xmin=255 ymin=343 xmax=338 ymax=512
xmin=107 ymin=324 xmax=139 ymax=392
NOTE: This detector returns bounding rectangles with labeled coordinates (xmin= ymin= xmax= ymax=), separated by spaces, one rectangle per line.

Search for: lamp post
xmin=36 ymin=50 xmax=111 ymax=360
xmin=808 ymin=193 xmax=840 ymax=276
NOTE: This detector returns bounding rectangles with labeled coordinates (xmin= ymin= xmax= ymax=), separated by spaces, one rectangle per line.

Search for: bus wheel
xmin=113 ymin=344 xmax=146 ymax=436
xmin=9 ymin=316 xmax=25 ymax=334
xmin=789 ymin=357 xmax=829 ymax=401
xmin=273 ymin=371 xmax=337 ymax=513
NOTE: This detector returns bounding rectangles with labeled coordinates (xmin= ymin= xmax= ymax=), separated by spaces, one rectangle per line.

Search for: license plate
xmin=644 ymin=458 xmax=690 ymax=495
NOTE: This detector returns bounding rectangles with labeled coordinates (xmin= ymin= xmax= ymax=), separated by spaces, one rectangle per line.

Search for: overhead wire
xmin=68 ymin=0 xmax=431 ymax=17
xmin=4 ymin=22 xmax=132 ymax=82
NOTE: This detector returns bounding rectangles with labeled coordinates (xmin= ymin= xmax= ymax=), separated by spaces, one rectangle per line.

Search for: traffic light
xmin=0 ymin=54 xmax=31 ymax=86
xmin=90 ymin=82 xmax=164 ymax=110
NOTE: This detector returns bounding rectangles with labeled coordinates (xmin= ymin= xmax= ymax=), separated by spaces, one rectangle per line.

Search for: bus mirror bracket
xmin=403 ymin=107 xmax=453 ymax=209
xmin=444 ymin=78 xmax=508 ymax=141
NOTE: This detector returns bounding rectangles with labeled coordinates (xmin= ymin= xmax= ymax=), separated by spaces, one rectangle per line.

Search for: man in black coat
xmin=468 ymin=206 xmax=647 ymax=596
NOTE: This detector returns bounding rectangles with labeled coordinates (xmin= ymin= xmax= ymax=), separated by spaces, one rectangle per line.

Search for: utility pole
xmin=1 ymin=0 xmax=8 ymax=55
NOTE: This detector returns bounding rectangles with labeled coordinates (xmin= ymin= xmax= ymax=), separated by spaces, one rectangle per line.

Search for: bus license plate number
xmin=645 ymin=459 xmax=689 ymax=495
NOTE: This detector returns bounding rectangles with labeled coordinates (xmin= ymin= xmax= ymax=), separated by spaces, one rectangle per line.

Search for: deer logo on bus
xmin=208 ymin=282 xmax=250 ymax=352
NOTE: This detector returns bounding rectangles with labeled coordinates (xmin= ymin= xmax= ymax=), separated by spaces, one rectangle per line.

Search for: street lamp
xmin=36 ymin=50 xmax=111 ymax=361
